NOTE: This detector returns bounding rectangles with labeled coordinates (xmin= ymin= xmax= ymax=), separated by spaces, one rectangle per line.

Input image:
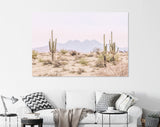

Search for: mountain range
xmin=33 ymin=40 xmax=128 ymax=53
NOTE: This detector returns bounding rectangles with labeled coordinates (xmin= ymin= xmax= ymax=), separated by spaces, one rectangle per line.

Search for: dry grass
xmin=78 ymin=58 xmax=88 ymax=66
xmin=70 ymin=50 xmax=77 ymax=56
xmin=43 ymin=60 xmax=52 ymax=65
xmin=60 ymin=49 xmax=68 ymax=54
xmin=93 ymin=48 xmax=101 ymax=55
xmin=32 ymin=50 xmax=38 ymax=59
xmin=38 ymin=58 xmax=44 ymax=62
xmin=87 ymin=53 xmax=94 ymax=57
xmin=32 ymin=50 xmax=128 ymax=77
xmin=77 ymin=68 xmax=85 ymax=74
xmin=95 ymin=58 xmax=104 ymax=68
xmin=53 ymin=60 xmax=61 ymax=67
xmin=70 ymin=70 xmax=76 ymax=73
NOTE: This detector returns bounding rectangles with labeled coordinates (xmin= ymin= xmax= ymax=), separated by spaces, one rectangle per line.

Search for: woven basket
xmin=145 ymin=117 xmax=159 ymax=127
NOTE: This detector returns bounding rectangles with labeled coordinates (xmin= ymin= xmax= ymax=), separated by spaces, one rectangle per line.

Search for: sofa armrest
xmin=128 ymin=106 xmax=142 ymax=125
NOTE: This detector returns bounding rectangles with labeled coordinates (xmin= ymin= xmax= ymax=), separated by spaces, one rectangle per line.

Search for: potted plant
xmin=145 ymin=114 xmax=159 ymax=127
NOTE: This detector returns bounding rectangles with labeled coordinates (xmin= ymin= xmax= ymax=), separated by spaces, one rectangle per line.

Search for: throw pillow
xmin=115 ymin=93 xmax=128 ymax=109
xmin=96 ymin=93 xmax=120 ymax=112
xmin=115 ymin=93 xmax=136 ymax=111
xmin=22 ymin=92 xmax=54 ymax=113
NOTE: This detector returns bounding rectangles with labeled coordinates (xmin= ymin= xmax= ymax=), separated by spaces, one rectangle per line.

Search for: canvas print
xmin=32 ymin=12 xmax=128 ymax=77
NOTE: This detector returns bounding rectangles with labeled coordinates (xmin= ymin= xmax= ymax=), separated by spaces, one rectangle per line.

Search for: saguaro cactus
xmin=103 ymin=34 xmax=107 ymax=54
xmin=109 ymin=31 xmax=119 ymax=62
xmin=109 ymin=31 xmax=119 ymax=55
xmin=49 ymin=30 xmax=57 ymax=61
xmin=103 ymin=34 xmax=107 ymax=67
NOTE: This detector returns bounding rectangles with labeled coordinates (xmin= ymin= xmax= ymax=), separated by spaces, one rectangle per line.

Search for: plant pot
xmin=145 ymin=116 xmax=159 ymax=127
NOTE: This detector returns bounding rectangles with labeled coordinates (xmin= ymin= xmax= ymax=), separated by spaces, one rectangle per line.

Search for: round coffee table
xmin=100 ymin=110 xmax=128 ymax=127
xmin=21 ymin=118 xmax=43 ymax=127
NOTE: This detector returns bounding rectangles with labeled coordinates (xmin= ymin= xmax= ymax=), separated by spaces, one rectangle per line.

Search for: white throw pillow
xmin=66 ymin=91 xmax=95 ymax=111
xmin=116 ymin=93 xmax=137 ymax=111
xmin=115 ymin=93 xmax=128 ymax=109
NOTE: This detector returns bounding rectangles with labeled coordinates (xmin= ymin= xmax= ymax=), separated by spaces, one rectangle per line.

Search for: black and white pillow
xmin=115 ymin=93 xmax=137 ymax=111
xmin=96 ymin=93 xmax=120 ymax=112
xmin=22 ymin=92 xmax=54 ymax=113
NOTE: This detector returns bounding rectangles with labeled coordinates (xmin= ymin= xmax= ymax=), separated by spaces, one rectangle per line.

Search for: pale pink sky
xmin=32 ymin=12 xmax=128 ymax=48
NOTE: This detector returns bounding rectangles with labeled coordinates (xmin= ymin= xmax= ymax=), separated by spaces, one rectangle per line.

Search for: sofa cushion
xmin=96 ymin=93 xmax=120 ymax=112
xmin=35 ymin=109 xmax=55 ymax=125
xmin=66 ymin=91 xmax=95 ymax=111
xmin=96 ymin=112 xmax=129 ymax=124
xmin=44 ymin=90 xmax=66 ymax=109
xmin=22 ymin=92 xmax=54 ymax=113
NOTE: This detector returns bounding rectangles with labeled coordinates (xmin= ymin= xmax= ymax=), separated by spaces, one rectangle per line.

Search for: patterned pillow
xmin=115 ymin=93 xmax=136 ymax=111
xmin=22 ymin=92 xmax=54 ymax=113
xmin=96 ymin=93 xmax=120 ymax=112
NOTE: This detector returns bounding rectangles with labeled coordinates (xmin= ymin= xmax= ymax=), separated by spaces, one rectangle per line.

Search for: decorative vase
xmin=145 ymin=116 xmax=159 ymax=127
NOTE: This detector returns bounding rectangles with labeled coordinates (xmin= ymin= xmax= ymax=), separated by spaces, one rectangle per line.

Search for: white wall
xmin=0 ymin=0 xmax=160 ymax=111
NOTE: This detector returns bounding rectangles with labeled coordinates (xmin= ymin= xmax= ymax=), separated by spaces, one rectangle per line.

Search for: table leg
xmin=5 ymin=116 xmax=7 ymax=127
xmin=109 ymin=114 xmax=111 ymax=127
xmin=39 ymin=123 xmax=43 ymax=127
xmin=9 ymin=117 xmax=11 ymax=127
xmin=102 ymin=114 xmax=103 ymax=127
xmin=127 ymin=113 xmax=128 ymax=127
xmin=21 ymin=124 xmax=25 ymax=127
xmin=17 ymin=116 xmax=18 ymax=127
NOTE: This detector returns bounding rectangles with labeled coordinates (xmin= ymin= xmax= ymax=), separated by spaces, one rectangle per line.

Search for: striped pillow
xmin=22 ymin=92 xmax=54 ymax=113
xmin=115 ymin=93 xmax=136 ymax=111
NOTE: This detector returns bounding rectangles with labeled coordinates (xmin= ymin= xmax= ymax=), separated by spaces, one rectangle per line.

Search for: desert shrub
xmin=43 ymin=60 xmax=52 ymax=65
xmin=70 ymin=50 xmax=77 ymax=56
xmin=106 ymin=54 xmax=119 ymax=62
xmin=32 ymin=62 xmax=36 ymax=65
xmin=75 ymin=55 xmax=82 ymax=60
xmin=95 ymin=58 xmax=104 ymax=68
xmin=83 ymin=54 xmax=88 ymax=57
xmin=87 ymin=54 xmax=94 ymax=57
xmin=39 ymin=58 xmax=44 ymax=62
xmin=106 ymin=54 xmax=113 ymax=62
xmin=77 ymin=68 xmax=85 ymax=74
xmin=60 ymin=49 xmax=68 ymax=54
xmin=95 ymin=54 xmax=110 ymax=67
xmin=70 ymin=70 xmax=76 ymax=73
xmin=114 ymin=54 xmax=119 ymax=61
xmin=61 ymin=61 xmax=68 ymax=65
xmin=53 ymin=60 xmax=61 ymax=67
xmin=93 ymin=48 xmax=101 ymax=55
xmin=32 ymin=50 xmax=38 ymax=59
xmin=62 ymin=67 xmax=68 ymax=71
xmin=79 ymin=58 xmax=88 ymax=66
xmin=60 ymin=57 xmax=68 ymax=61
xmin=97 ymin=54 xmax=118 ymax=63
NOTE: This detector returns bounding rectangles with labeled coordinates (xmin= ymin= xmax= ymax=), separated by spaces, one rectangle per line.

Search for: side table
xmin=21 ymin=118 xmax=43 ymax=127
xmin=100 ymin=110 xmax=128 ymax=127
xmin=0 ymin=113 xmax=18 ymax=127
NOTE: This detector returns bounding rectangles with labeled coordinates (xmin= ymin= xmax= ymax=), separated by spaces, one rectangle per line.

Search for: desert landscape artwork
xmin=32 ymin=12 xmax=128 ymax=77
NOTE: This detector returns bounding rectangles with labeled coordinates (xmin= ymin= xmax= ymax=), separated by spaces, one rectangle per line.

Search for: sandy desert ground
xmin=32 ymin=50 xmax=128 ymax=77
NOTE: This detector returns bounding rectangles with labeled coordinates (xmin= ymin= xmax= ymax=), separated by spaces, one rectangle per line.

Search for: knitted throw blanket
xmin=52 ymin=108 xmax=94 ymax=127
